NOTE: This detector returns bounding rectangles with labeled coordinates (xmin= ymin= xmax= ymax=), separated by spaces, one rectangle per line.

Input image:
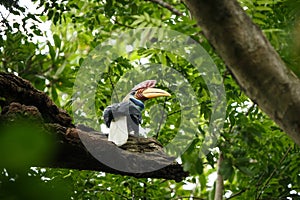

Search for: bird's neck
xmin=129 ymin=97 xmax=145 ymax=111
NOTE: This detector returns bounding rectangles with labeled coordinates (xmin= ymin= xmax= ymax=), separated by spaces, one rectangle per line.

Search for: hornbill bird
xmin=103 ymin=80 xmax=171 ymax=146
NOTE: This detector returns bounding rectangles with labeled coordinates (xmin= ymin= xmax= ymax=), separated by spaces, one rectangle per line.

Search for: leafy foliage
xmin=0 ymin=0 xmax=300 ymax=199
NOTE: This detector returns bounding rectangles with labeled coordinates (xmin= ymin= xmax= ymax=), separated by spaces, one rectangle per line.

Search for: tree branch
xmin=256 ymin=146 xmax=292 ymax=199
xmin=0 ymin=72 xmax=73 ymax=127
xmin=184 ymin=0 xmax=300 ymax=145
xmin=227 ymin=189 xmax=247 ymax=199
xmin=145 ymin=0 xmax=183 ymax=16
xmin=0 ymin=72 xmax=188 ymax=182
xmin=214 ymin=152 xmax=224 ymax=200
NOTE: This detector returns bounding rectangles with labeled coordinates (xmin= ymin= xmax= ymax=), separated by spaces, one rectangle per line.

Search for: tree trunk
xmin=214 ymin=152 xmax=224 ymax=200
xmin=184 ymin=0 xmax=300 ymax=145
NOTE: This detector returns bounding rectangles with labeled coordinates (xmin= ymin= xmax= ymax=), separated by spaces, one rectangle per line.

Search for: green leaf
xmin=220 ymin=159 xmax=234 ymax=180
xmin=13 ymin=23 xmax=19 ymax=29
xmin=255 ymin=6 xmax=273 ymax=12
xmin=33 ymin=29 xmax=42 ymax=36
xmin=53 ymin=34 xmax=61 ymax=49
xmin=53 ymin=12 xmax=60 ymax=25
xmin=51 ymin=87 xmax=59 ymax=103
xmin=47 ymin=42 xmax=56 ymax=60
xmin=48 ymin=9 xmax=54 ymax=19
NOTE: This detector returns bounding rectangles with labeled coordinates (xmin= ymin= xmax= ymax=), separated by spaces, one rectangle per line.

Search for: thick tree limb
xmin=184 ymin=0 xmax=300 ymax=145
xmin=0 ymin=72 xmax=188 ymax=182
xmin=0 ymin=72 xmax=73 ymax=127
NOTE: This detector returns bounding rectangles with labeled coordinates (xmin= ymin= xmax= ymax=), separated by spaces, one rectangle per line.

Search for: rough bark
xmin=184 ymin=0 xmax=300 ymax=145
xmin=214 ymin=152 xmax=224 ymax=200
xmin=0 ymin=72 xmax=188 ymax=182
xmin=0 ymin=72 xmax=73 ymax=127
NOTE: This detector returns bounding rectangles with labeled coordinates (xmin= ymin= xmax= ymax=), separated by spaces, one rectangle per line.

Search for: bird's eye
xmin=130 ymin=91 xmax=135 ymax=95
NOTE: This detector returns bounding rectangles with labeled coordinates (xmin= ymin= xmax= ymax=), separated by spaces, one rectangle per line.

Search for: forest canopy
xmin=0 ymin=0 xmax=300 ymax=199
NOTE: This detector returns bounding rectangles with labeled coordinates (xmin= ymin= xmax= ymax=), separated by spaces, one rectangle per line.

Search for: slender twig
xmin=256 ymin=146 xmax=292 ymax=199
xmin=131 ymin=183 xmax=134 ymax=200
xmin=19 ymin=54 xmax=35 ymax=75
xmin=111 ymin=17 xmax=134 ymax=29
xmin=143 ymin=181 xmax=147 ymax=200
xmin=255 ymin=171 xmax=266 ymax=196
xmin=94 ymin=188 xmax=130 ymax=200
xmin=145 ymin=0 xmax=183 ymax=16
xmin=108 ymin=65 xmax=119 ymax=102
xmin=1 ymin=4 xmax=12 ymax=20
xmin=177 ymin=196 xmax=204 ymax=200
xmin=0 ymin=9 xmax=11 ymax=32
xmin=167 ymin=103 xmax=200 ymax=116
xmin=227 ymin=189 xmax=247 ymax=199
xmin=155 ymin=98 xmax=167 ymax=138
xmin=222 ymin=68 xmax=231 ymax=83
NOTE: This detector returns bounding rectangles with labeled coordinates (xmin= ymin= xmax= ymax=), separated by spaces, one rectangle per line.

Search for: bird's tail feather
xmin=108 ymin=116 xmax=128 ymax=146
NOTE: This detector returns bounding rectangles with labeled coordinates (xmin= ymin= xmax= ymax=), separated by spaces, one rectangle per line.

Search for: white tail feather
xmin=108 ymin=116 xmax=128 ymax=146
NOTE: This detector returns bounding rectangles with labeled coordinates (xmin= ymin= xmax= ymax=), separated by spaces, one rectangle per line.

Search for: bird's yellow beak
xmin=142 ymin=88 xmax=171 ymax=99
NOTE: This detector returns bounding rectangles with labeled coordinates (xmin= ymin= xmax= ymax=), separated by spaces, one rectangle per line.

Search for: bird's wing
xmin=108 ymin=116 xmax=128 ymax=146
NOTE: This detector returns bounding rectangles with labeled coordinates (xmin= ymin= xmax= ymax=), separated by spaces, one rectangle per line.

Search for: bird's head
xmin=123 ymin=80 xmax=171 ymax=110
